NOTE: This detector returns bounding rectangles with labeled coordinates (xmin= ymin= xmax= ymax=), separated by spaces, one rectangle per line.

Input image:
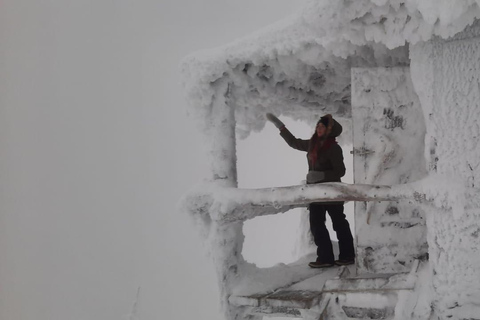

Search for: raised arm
xmin=266 ymin=113 xmax=309 ymax=152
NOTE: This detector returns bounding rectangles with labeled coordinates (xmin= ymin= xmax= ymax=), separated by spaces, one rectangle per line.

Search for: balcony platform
xmin=229 ymin=258 xmax=419 ymax=319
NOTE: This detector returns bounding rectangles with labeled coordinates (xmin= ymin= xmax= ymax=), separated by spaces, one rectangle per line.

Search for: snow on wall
xmin=410 ymin=20 xmax=480 ymax=319
xmin=181 ymin=0 xmax=480 ymax=141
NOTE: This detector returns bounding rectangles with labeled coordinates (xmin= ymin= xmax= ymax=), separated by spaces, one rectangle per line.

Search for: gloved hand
xmin=306 ymin=171 xmax=325 ymax=184
xmin=266 ymin=113 xmax=285 ymax=129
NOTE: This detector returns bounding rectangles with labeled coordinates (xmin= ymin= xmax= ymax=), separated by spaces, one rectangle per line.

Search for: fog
xmin=0 ymin=1 xmax=306 ymax=319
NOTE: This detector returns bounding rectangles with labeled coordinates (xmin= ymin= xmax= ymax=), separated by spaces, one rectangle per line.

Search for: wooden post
xmin=203 ymin=79 xmax=259 ymax=320
xmin=208 ymin=80 xmax=238 ymax=188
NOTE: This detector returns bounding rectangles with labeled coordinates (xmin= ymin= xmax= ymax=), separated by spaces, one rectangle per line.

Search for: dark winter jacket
xmin=279 ymin=118 xmax=346 ymax=184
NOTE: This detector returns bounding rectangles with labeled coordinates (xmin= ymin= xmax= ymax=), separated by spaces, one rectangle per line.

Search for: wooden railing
xmin=184 ymin=181 xmax=428 ymax=223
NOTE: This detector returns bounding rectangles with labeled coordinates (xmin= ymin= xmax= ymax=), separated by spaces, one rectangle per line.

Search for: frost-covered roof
xmin=181 ymin=0 xmax=480 ymax=138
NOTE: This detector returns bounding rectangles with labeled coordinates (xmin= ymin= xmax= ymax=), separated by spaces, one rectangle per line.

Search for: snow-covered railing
xmin=185 ymin=181 xmax=429 ymax=223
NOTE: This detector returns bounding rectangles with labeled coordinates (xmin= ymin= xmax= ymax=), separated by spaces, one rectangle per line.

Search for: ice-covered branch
xmin=185 ymin=181 xmax=425 ymax=223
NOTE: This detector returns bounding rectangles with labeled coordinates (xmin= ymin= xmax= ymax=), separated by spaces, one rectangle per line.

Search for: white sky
xmin=0 ymin=0 xmax=309 ymax=319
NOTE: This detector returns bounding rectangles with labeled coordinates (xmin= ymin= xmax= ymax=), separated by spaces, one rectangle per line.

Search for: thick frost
xmin=409 ymin=28 xmax=480 ymax=318
xmin=182 ymin=0 xmax=480 ymax=139
xmin=181 ymin=1 xmax=480 ymax=319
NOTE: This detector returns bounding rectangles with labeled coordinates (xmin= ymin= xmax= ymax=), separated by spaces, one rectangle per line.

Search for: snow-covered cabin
xmin=181 ymin=1 xmax=480 ymax=319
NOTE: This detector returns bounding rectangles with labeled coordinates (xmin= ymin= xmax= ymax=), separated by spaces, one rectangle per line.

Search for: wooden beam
xmin=184 ymin=182 xmax=426 ymax=222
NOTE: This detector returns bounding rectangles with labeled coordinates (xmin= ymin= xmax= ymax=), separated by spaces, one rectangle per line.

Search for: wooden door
xmin=351 ymin=67 xmax=428 ymax=274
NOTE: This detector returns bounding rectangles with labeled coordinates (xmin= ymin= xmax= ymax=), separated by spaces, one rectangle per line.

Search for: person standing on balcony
xmin=266 ymin=113 xmax=355 ymax=268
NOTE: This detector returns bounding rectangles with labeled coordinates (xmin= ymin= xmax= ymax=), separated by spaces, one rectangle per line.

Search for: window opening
xmin=237 ymin=116 xmax=354 ymax=267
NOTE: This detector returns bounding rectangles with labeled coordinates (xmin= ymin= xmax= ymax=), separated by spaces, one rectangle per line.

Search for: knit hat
xmin=318 ymin=116 xmax=329 ymax=127
xmin=319 ymin=113 xmax=334 ymax=128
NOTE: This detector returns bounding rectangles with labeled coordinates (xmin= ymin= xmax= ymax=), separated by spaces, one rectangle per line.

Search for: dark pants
xmin=309 ymin=202 xmax=355 ymax=263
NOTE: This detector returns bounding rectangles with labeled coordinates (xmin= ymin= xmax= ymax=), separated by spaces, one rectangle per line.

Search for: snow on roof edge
xmin=180 ymin=0 xmax=480 ymax=135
